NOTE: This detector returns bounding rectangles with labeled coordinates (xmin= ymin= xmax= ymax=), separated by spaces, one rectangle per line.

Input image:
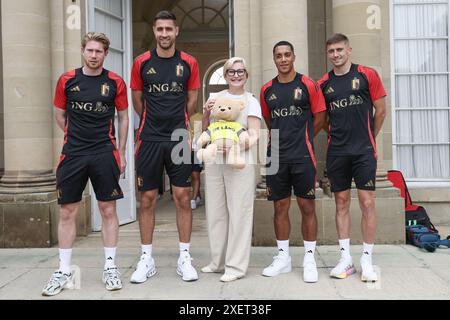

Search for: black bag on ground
xmin=405 ymin=206 xmax=437 ymax=232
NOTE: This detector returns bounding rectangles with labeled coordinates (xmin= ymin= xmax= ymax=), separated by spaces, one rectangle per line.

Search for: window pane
xmin=396 ymin=110 xmax=450 ymax=143
xmin=395 ymin=75 xmax=448 ymax=108
xmin=95 ymin=0 xmax=122 ymax=17
xmin=397 ymin=145 xmax=450 ymax=179
xmin=209 ymin=67 xmax=226 ymax=85
xmin=395 ymin=40 xmax=447 ymax=73
xmin=95 ymin=15 xmax=123 ymax=50
xmin=103 ymin=51 xmax=123 ymax=77
xmin=394 ymin=4 xmax=447 ymax=37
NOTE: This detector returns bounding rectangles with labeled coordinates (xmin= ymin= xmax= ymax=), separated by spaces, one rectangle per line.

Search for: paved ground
xmin=0 ymin=195 xmax=449 ymax=301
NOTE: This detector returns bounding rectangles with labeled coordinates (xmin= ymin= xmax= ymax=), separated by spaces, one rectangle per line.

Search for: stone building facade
xmin=0 ymin=0 xmax=448 ymax=247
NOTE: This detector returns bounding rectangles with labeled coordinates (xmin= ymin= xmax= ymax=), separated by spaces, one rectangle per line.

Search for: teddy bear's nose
xmin=220 ymin=108 xmax=226 ymax=112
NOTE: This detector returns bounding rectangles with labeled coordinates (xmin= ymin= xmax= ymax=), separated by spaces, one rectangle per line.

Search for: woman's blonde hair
xmin=223 ymin=57 xmax=248 ymax=77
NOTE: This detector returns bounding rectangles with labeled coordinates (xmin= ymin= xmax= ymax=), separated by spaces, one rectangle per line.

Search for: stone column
xmin=0 ymin=3 xmax=3 ymax=175
xmin=261 ymin=0 xmax=308 ymax=79
xmin=0 ymin=0 xmax=55 ymax=193
xmin=234 ymin=0 xmax=309 ymax=94
xmin=51 ymin=0 xmax=65 ymax=169
xmin=0 ymin=0 xmax=58 ymax=247
xmin=332 ymin=0 xmax=392 ymax=175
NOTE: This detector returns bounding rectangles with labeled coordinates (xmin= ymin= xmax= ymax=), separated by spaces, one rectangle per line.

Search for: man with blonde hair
xmin=42 ymin=32 xmax=129 ymax=296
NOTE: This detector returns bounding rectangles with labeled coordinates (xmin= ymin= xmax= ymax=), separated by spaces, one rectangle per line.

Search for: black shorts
xmin=326 ymin=153 xmax=377 ymax=192
xmin=56 ymin=151 xmax=123 ymax=205
xmin=266 ymin=161 xmax=316 ymax=201
xmin=135 ymin=141 xmax=192 ymax=191
xmin=191 ymin=150 xmax=203 ymax=172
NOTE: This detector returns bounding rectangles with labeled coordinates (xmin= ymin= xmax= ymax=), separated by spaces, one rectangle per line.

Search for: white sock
xmin=59 ymin=248 xmax=72 ymax=274
xmin=104 ymin=247 xmax=116 ymax=269
xmin=303 ymin=240 xmax=316 ymax=262
xmin=141 ymin=244 xmax=152 ymax=256
xmin=362 ymin=242 xmax=374 ymax=262
xmin=179 ymin=242 xmax=190 ymax=257
xmin=276 ymin=239 xmax=289 ymax=257
xmin=338 ymin=238 xmax=351 ymax=261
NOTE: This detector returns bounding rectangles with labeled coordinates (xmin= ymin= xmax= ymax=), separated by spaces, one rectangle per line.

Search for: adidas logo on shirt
xmin=365 ymin=180 xmax=375 ymax=188
xmin=147 ymin=67 xmax=157 ymax=75
xmin=306 ymin=189 xmax=315 ymax=196
xmin=325 ymin=86 xmax=334 ymax=94
xmin=70 ymin=86 xmax=81 ymax=92
xmin=268 ymin=93 xmax=277 ymax=101
xmin=111 ymin=189 xmax=120 ymax=197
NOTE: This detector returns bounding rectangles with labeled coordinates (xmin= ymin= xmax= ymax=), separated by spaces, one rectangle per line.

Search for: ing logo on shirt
xmin=101 ymin=83 xmax=110 ymax=97
xmin=271 ymin=105 xmax=303 ymax=118
xmin=176 ymin=64 xmax=184 ymax=77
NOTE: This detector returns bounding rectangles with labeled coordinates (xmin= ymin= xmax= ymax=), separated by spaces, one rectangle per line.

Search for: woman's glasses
xmin=226 ymin=69 xmax=246 ymax=77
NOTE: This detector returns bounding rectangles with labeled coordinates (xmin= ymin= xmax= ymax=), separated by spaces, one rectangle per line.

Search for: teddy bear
xmin=196 ymin=97 xmax=249 ymax=169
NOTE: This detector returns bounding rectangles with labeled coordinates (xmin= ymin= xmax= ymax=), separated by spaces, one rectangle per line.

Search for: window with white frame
xmin=392 ymin=0 xmax=450 ymax=181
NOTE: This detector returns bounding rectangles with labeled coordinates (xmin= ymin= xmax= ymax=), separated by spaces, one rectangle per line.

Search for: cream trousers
xmin=204 ymin=162 xmax=256 ymax=277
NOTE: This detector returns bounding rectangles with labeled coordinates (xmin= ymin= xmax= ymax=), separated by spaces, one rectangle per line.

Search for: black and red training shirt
xmin=131 ymin=48 xmax=200 ymax=142
xmin=54 ymin=68 xmax=128 ymax=156
xmin=318 ymin=63 xmax=387 ymax=158
xmin=260 ymin=73 xmax=326 ymax=164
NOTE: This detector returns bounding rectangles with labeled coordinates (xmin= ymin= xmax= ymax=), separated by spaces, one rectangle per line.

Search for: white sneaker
xmin=42 ymin=270 xmax=74 ymax=296
xmin=220 ymin=273 xmax=240 ymax=282
xmin=303 ymin=259 xmax=318 ymax=283
xmin=201 ymin=265 xmax=214 ymax=273
xmin=177 ymin=254 xmax=199 ymax=281
xmin=130 ymin=254 xmax=157 ymax=283
xmin=360 ymin=256 xmax=378 ymax=282
xmin=190 ymin=199 xmax=197 ymax=210
xmin=195 ymin=197 xmax=203 ymax=207
xmin=262 ymin=254 xmax=292 ymax=277
xmin=102 ymin=267 xmax=122 ymax=291
xmin=330 ymin=257 xmax=356 ymax=279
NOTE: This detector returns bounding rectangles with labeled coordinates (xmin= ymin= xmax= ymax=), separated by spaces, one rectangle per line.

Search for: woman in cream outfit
xmin=200 ymin=57 xmax=261 ymax=282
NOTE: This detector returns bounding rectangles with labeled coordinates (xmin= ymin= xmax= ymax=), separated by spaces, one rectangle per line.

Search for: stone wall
xmin=253 ymin=188 xmax=405 ymax=246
